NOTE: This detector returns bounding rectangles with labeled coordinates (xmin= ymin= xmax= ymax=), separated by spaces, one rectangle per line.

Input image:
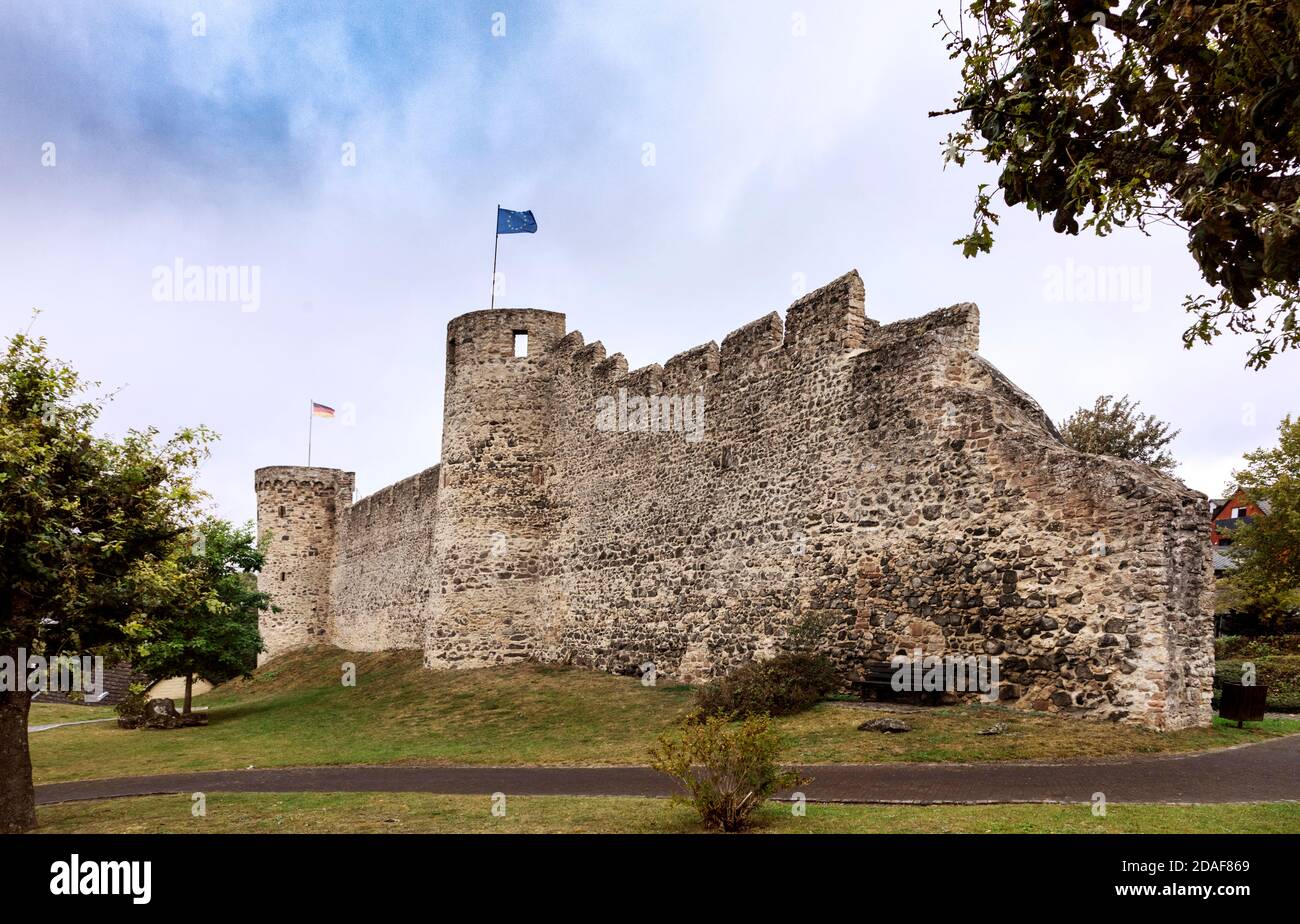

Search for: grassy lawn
xmin=29 ymin=703 xmax=117 ymax=726
xmin=30 ymin=646 xmax=1300 ymax=785
xmin=33 ymin=792 xmax=1300 ymax=834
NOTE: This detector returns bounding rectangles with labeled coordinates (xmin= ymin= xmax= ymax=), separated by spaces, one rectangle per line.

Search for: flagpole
xmin=490 ymin=203 xmax=500 ymax=310
xmin=307 ymin=399 xmax=313 ymax=467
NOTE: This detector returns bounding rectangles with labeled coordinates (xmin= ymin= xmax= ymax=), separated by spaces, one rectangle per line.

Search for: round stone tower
xmin=425 ymin=308 xmax=567 ymax=668
xmin=254 ymin=465 xmax=355 ymax=660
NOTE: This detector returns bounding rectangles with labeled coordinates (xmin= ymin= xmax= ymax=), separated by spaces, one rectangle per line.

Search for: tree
xmin=1217 ymin=416 xmax=1300 ymax=628
xmin=1058 ymin=394 xmax=1179 ymax=473
xmin=0 ymin=326 xmax=209 ymax=833
xmin=934 ymin=1 xmax=1300 ymax=368
xmin=127 ymin=519 xmax=269 ymax=715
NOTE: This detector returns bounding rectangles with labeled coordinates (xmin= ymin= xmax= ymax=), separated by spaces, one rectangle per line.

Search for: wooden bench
xmin=850 ymin=660 xmax=944 ymax=705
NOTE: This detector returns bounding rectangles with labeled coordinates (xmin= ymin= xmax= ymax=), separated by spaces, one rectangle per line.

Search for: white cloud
xmin=1 ymin=1 xmax=1296 ymax=527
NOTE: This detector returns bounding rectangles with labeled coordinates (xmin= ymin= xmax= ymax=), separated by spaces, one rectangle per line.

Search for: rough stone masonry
xmin=255 ymin=271 xmax=1215 ymax=729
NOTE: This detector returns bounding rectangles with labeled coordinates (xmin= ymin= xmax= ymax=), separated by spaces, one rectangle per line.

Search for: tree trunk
xmin=0 ymin=643 xmax=37 ymax=833
xmin=183 ymin=672 xmax=193 ymax=716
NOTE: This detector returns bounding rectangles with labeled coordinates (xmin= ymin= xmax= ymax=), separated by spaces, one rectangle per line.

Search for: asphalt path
xmin=35 ymin=734 xmax=1300 ymax=805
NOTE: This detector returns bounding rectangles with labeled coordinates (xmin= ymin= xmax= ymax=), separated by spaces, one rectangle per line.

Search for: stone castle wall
xmin=329 ymin=465 xmax=440 ymax=651
xmin=256 ymin=270 xmax=1215 ymax=729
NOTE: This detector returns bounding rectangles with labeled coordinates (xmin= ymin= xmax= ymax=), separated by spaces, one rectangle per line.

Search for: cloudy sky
xmin=2 ymin=1 xmax=1295 ymax=525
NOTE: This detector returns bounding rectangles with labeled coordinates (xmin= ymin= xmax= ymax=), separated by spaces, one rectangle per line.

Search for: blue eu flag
xmin=497 ymin=207 xmax=538 ymax=234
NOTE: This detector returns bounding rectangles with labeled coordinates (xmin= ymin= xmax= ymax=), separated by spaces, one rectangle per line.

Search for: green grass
xmin=29 ymin=646 xmax=1300 ymax=785
xmin=29 ymin=703 xmax=117 ymax=726
xmin=777 ymin=704 xmax=1300 ymax=763
xmin=32 ymin=792 xmax=1300 ymax=834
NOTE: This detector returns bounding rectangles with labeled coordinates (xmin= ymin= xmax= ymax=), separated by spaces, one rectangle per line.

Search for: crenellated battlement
xmin=551 ymin=330 xmax=586 ymax=361
xmin=467 ymin=272 xmax=990 ymax=412
xmin=624 ymin=363 xmax=664 ymax=395
xmin=720 ymin=311 xmax=783 ymax=384
xmin=593 ymin=353 xmax=629 ymax=387
xmin=534 ymin=269 xmax=974 ymax=398
xmin=663 ymin=342 xmax=719 ymax=390
xmin=865 ymin=301 xmax=980 ymax=355
xmin=255 ymin=270 xmax=1214 ymax=729
xmin=254 ymin=465 xmax=354 ymax=494
xmin=784 ymin=269 xmax=873 ymax=358
xmin=570 ymin=340 xmax=606 ymax=371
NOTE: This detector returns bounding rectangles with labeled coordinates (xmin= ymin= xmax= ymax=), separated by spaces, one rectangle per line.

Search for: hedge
xmin=1215 ymin=635 xmax=1300 ymax=659
xmin=1213 ymin=656 xmax=1300 ymax=712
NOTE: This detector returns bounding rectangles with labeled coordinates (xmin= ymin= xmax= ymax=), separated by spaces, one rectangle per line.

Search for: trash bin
xmin=1219 ymin=682 xmax=1268 ymax=727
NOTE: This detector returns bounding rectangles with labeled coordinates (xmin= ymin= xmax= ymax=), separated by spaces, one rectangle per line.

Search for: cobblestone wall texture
xmin=256 ymin=271 xmax=1214 ymax=729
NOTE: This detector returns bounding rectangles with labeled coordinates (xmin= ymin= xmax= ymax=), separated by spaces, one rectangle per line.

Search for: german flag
xmin=312 ymin=402 xmax=335 ymax=418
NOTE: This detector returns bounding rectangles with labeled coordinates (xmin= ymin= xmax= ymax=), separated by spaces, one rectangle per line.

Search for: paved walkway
xmin=28 ymin=717 xmax=117 ymax=733
xmin=35 ymin=734 xmax=1300 ymax=806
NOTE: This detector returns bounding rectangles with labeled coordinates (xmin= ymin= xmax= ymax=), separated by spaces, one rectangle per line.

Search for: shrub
xmin=650 ymin=713 xmax=807 ymax=832
xmin=1215 ymin=635 xmax=1300 ymax=660
xmin=114 ymin=681 xmax=149 ymax=729
xmin=694 ymin=652 xmax=841 ymax=718
xmin=784 ymin=613 xmax=838 ymax=652
xmin=1214 ymin=656 xmax=1300 ymax=711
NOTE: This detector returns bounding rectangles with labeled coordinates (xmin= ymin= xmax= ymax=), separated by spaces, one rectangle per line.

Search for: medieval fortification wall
xmin=255 ymin=270 xmax=1215 ymax=730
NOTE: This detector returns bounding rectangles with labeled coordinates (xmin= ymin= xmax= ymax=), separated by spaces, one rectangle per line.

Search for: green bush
xmin=650 ymin=713 xmax=807 ymax=832
xmin=784 ymin=613 xmax=839 ymax=652
xmin=1215 ymin=635 xmax=1300 ymax=659
xmin=114 ymin=681 xmax=149 ymax=728
xmin=694 ymin=652 xmax=842 ymax=718
xmin=1214 ymin=656 xmax=1300 ymax=711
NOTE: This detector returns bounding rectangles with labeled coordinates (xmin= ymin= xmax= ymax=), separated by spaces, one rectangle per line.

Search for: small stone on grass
xmin=857 ymin=717 xmax=911 ymax=733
